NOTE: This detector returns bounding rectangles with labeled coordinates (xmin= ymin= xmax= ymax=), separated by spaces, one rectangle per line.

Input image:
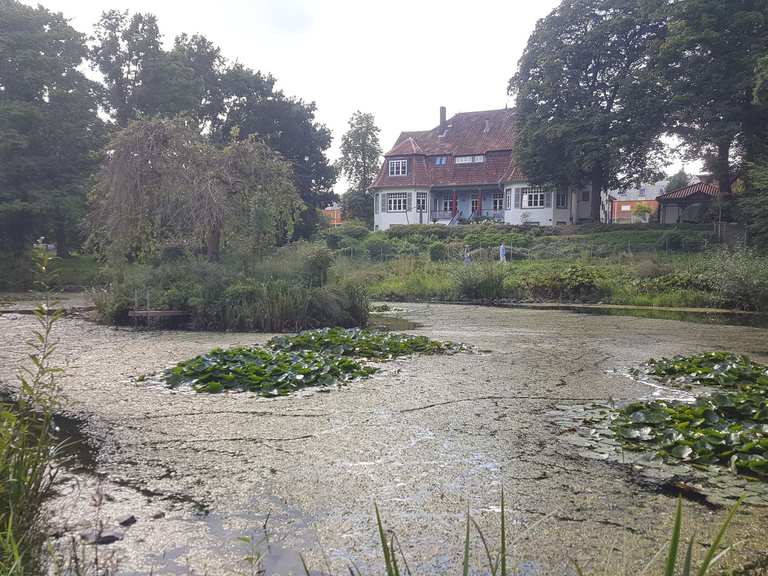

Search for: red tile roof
xmin=656 ymin=181 xmax=721 ymax=201
xmin=371 ymin=109 xmax=524 ymax=190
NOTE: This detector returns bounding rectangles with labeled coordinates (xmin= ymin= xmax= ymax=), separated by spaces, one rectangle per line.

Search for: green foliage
xmin=1 ymin=250 xmax=64 ymax=575
xmin=646 ymin=352 xmax=768 ymax=389
xmin=337 ymin=111 xmax=382 ymax=226
xmin=453 ymin=263 xmax=507 ymax=301
xmin=656 ymin=0 xmax=768 ymax=194
xmin=0 ymin=0 xmax=107 ymax=254
xmin=167 ymin=327 xmax=463 ymax=394
xmin=509 ymin=0 xmax=667 ymax=219
xmin=268 ymin=327 xmax=465 ymax=359
xmin=93 ymin=257 xmax=369 ymax=331
xmin=614 ymin=352 xmax=768 ymax=477
xmin=428 ymin=242 xmax=449 ymax=262
xmin=165 ymin=346 xmax=377 ymax=394
xmin=665 ymin=170 xmax=692 ymax=193
xmin=88 ymin=118 xmax=302 ymax=264
xmin=701 ymin=248 xmax=768 ymax=311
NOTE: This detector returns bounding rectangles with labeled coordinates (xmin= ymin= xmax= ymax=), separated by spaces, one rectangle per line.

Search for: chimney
xmin=439 ymin=106 xmax=447 ymax=127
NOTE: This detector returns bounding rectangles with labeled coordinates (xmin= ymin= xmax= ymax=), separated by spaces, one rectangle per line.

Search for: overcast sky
xmin=26 ymin=0 xmax=693 ymax=193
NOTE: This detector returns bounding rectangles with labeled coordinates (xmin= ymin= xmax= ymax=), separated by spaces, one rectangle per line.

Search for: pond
xmin=1 ymin=303 xmax=767 ymax=574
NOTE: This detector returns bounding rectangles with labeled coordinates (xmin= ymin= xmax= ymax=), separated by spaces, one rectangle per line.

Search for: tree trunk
xmin=590 ymin=163 xmax=604 ymax=223
xmin=206 ymin=226 xmax=221 ymax=262
xmin=55 ymin=222 xmax=68 ymax=258
xmin=716 ymin=138 xmax=732 ymax=195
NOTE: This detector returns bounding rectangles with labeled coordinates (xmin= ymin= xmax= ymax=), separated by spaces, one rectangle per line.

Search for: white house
xmin=371 ymin=107 xmax=594 ymax=231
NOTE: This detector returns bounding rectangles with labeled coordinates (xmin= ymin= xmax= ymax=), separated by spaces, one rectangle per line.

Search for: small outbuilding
xmin=656 ymin=181 xmax=723 ymax=224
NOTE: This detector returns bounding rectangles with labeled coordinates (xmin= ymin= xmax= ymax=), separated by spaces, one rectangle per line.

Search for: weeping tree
xmin=88 ymin=117 xmax=302 ymax=265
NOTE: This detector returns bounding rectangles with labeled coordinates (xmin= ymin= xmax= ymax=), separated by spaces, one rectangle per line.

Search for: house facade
xmin=604 ymin=181 xmax=666 ymax=223
xmin=370 ymin=108 xmax=593 ymax=231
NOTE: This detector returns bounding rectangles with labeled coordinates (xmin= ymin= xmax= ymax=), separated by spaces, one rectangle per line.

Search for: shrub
xmin=302 ymin=246 xmax=335 ymax=286
xmin=657 ymin=229 xmax=684 ymax=251
xmin=428 ymin=242 xmax=449 ymax=262
xmin=453 ymin=263 xmax=507 ymax=301
xmin=701 ymin=248 xmax=768 ymax=311
xmin=364 ymin=234 xmax=397 ymax=261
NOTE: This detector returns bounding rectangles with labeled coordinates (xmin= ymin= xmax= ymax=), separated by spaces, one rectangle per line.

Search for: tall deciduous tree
xmin=92 ymin=10 xmax=335 ymax=239
xmin=656 ymin=0 xmax=768 ymax=195
xmin=0 ymin=0 xmax=106 ymax=255
xmin=337 ymin=111 xmax=382 ymax=226
xmin=509 ymin=0 xmax=668 ymax=221
xmin=88 ymin=117 xmax=301 ymax=264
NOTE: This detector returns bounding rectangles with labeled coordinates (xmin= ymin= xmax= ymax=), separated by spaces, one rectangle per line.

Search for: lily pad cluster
xmin=267 ymin=327 xmax=466 ymax=360
xmin=642 ymin=351 xmax=768 ymax=389
xmin=165 ymin=328 xmax=465 ymax=395
xmin=613 ymin=352 xmax=768 ymax=478
xmin=166 ymin=346 xmax=377 ymax=394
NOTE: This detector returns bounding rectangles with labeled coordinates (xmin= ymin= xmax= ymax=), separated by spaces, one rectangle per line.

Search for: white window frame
xmin=374 ymin=193 xmax=379 ymax=214
xmin=416 ymin=192 xmax=427 ymax=211
xmin=455 ymin=156 xmax=473 ymax=164
xmin=504 ymin=187 xmax=512 ymax=210
xmin=442 ymin=198 xmax=451 ymax=212
xmin=523 ymin=187 xmax=546 ymax=209
xmin=387 ymin=192 xmax=408 ymax=212
xmin=556 ymin=189 xmax=568 ymax=209
xmin=471 ymin=195 xmax=480 ymax=214
xmin=473 ymin=155 xmax=485 ymax=163
xmin=493 ymin=192 xmax=504 ymax=211
xmin=434 ymin=156 xmax=447 ymax=166
xmin=388 ymin=159 xmax=408 ymax=176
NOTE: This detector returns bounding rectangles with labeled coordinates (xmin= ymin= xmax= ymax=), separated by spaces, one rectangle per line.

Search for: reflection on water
xmin=368 ymin=313 xmax=423 ymax=331
xmin=557 ymin=305 xmax=768 ymax=328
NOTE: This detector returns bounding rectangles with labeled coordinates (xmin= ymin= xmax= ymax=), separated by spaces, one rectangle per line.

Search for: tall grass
xmin=0 ymin=250 xmax=64 ymax=575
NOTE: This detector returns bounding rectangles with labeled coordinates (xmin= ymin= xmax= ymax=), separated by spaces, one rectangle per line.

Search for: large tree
xmin=88 ymin=117 xmax=301 ymax=264
xmin=0 ymin=0 xmax=105 ymax=255
xmin=337 ymin=111 xmax=382 ymax=226
xmin=656 ymin=0 xmax=768 ymax=195
xmin=92 ymin=11 xmax=335 ymax=238
xmin=509 ymin=0 xmax=668 ymax=221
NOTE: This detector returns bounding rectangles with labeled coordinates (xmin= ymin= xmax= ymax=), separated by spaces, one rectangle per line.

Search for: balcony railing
xmin=431 ymin=210 xmax=455 ymax=220
xmin=472 ymin=209 xmax=505 ymax=221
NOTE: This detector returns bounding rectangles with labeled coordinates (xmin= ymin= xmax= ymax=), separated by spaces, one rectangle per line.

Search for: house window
xmin=504 ymin=187 xmax=512 ymax=210
xmin=416 ymin=192 xmax=427 ymax=211
xmin=581 ymin=189 xmax=590 ymax=202
xmin=493 ymin=192 xmax=504 ymax=211
xmin=621 ymin=205 xmax=631 ymax=212
xmin=434 ymin=156 xmax=447 ymax=165
xmin=387 ymin=192 xmax=408 ymax=212
xmin=639 ymin=188 xmax=646 ymax=197
xmin=388 ymin=159 xmax=408 ymax=176
xmin=442 ymin=197 xmax=451 ymax=212
xmin=523 ymin=187 xmax=546 ymax=208
xmin=455 ymin=155 xmax=484 ymax=164
xmin=471 ymin=195 xmax=480 ymax=214
xmin=374 ymin=193 xmax=379 ymax=214
xmin=556 ymin=189 xmax=568 ymax=209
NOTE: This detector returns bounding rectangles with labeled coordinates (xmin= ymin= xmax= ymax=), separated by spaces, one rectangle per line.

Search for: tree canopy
xmin=0 ymin=0 xmax=106 ymax=254
xmin=509 ymin=0 xmax=668 ymax=221
xmin=88 ymin=117 xmax=301 ymax=264
xmin=91 ymin=10 xmax=336 ymax=239
xmin=655 ymin=0 xmax=768 ymax=195
xmin=337 ymin=111 xmax=382 ymax=226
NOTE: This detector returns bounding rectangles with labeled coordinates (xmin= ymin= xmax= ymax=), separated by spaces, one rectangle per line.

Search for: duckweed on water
xmin=613 ymin=352 xmax=768 ymax=478
xmin=165 ymin=347 xmax=377 ymax=394
xmin=268 ymin=327 xmax=466 ymax=359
